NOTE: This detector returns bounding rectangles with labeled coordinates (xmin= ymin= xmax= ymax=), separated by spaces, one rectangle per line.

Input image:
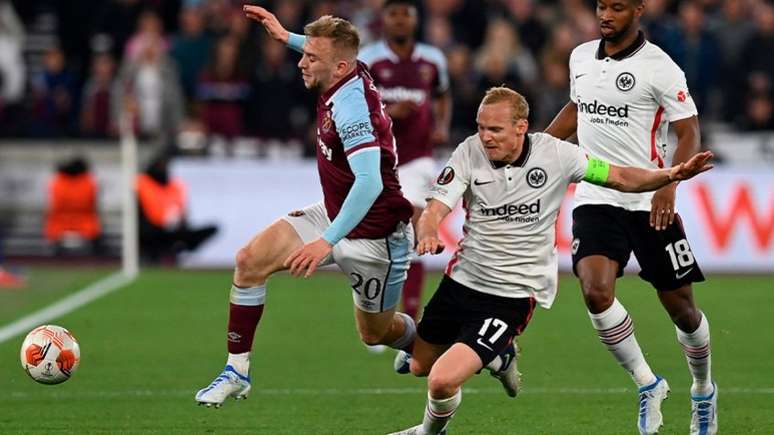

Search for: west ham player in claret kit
xmin=360 ymin=0 xmax=451 ymax=322
xmin=389 ymin=86 xmax=713 ymax=435
xmin=546 ymin=0 xmax=718 ymax=434
xmin=195 ymin=7 xmax=418 ymax=408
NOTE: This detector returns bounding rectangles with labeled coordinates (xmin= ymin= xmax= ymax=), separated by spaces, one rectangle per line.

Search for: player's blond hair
xmin=481 ymin=86 xmax=529 ymax=124
xmin=304 ymin=15 xmax=360 ymax=61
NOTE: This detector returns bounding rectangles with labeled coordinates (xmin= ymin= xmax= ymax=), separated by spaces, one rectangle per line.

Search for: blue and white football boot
xmin=637 ymin=375 xmax=670 ymax=434
xmin=394 ymin=350 xmax=412 ymax=374
xmin=195 ymin=364 xmax=251 ymax=408
xmin=690 ymin=382 xmax=718 ymax=435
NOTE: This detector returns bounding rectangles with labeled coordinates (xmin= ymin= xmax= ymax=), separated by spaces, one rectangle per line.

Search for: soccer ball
xmin=20 ymin=325 xmax=80 ymax=385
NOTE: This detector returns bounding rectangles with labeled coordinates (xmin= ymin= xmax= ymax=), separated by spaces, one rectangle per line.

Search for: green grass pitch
xmin=0 ymin=269 xmax=771 ymax=434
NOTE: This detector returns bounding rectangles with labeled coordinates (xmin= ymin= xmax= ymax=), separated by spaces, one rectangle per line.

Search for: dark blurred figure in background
xmin=170 ymin=5 xmax=212 ymax=101
xmin=248 ymin=36 xmax=312 ymax=149
xmin=0 ymin=0 xmax=25 ymax=137
xmin=80 ymin=53 xmax=118 ymax=138
xmin=136 ymin=155 xmax=217 ymax=264
xmin=195 ymin=35 xmax=250 ymax=142
xmin=29 ymin=46 xmax=77 ymax=137
xmin=44 ymin=157 xmax=102 ymax=256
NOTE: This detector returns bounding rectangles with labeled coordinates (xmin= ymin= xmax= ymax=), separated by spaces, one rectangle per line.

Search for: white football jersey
xmin=570 ymin=32 xmax=698 ymax=211
xmin=429 ymin=132 xmax=588 ymax=308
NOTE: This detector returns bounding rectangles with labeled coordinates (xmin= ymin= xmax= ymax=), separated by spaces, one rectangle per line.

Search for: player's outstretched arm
xmin=599 ymin=151 xmax=714 ymax=193
xmin=243 ymin=5 xmax=289 ymax=44
xmin=416 ymin=199 xmax=452 ymax=255
xmin=544 ymin=101 xmax=578 ymax=141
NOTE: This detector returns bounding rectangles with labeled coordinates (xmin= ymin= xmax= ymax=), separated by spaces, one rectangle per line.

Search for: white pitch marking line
xmin=0 ymin=271 xmax=135 ymax=345
xmin=4 ymin=386 xmax=773 ymax=400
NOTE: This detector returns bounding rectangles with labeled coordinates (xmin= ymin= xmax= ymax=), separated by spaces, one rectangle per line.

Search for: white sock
xmin=422 ymin=389 xmax=461 ymax=434
xmin=388 ymin=312 xmax=416 ymax=351
xmin=486 ymin=355 xmax=503 ymax=372
xmin=589 ymin=298 xmax=656 ymax=387
xmin=227 ymin=352 xmax=250 ymax=377
xmin=676 ymin=312 xmax=712 ymax=396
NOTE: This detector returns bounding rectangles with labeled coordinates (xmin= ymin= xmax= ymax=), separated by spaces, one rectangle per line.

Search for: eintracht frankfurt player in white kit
xmin=389 ymin=87 xmax=713 ymax=435
xmin=546 ymin=1 xmax=718 ymax=434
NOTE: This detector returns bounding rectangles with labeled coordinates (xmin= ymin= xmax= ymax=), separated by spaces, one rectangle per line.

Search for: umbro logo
xmin=474 ymin=179 xmax=495 ymax=186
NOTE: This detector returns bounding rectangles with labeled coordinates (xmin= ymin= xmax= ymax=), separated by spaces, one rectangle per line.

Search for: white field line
xmin=4 ymin=386 xmax=774 ymax=400
xmin=0 ymin=271 xmax=135 ymax=345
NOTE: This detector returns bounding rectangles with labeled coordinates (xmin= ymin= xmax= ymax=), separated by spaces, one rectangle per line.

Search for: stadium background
xmin=0 ymin=0 xmax=772 ymax=433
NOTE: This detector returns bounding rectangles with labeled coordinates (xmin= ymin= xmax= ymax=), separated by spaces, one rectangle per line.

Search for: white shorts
xmin=398 ymin=157 xmax=436 ymax=209
xmin=282 ymin=202 xmax=414 ymax=313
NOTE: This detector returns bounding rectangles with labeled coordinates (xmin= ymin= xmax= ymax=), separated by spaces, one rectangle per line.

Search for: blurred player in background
xmin=390 ymin=86 xmax=714 ymax=435
xmin=545 ymin=1 xmax=718 ymax=433
xmin=195 ymin=7 xmax=416 ymax=408
xmin=360 ymin=0 xmax=451 ymax=321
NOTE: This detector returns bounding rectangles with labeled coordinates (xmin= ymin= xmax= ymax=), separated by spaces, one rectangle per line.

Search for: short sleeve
xmin=434 ymin=51 xmax=450 ymax=95
xmin=429 ymin=142 xmax=470 ymax=209
xmin=652 ymin=62 xmax=698 ymax=123
xmin=569 ymin=50 xmax=577 ymax=103
xmin=555 ymin=137 xmax=589 ymax=184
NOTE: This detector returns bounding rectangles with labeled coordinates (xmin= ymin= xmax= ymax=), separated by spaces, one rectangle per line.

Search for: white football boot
xmin=637 ymin=376 xmax=670 ymax=434
xmin=195 ymin=364 xmax=251 ymax=408
xmin=387 ymin=424 xmax=447 ymax=435
xmin=690 ymin=382 xmax=718 ymax=435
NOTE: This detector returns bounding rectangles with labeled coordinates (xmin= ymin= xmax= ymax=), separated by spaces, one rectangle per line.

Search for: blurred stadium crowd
xmin=0 ymin=0 xmax=771 ymax=155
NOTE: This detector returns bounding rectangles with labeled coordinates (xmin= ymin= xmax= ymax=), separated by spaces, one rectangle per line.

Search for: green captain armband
xmin=583 ymin=158 xmax=610 ymax=185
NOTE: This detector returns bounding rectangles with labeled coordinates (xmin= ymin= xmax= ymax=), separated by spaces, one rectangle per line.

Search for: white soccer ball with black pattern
xmin=20 ymin=325 xmax=81 ymax=385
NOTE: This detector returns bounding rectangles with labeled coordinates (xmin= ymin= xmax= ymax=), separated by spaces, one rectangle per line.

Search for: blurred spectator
xmin=446 ymin=44 xmax=478 ymax=143
xmin=28 ymin=46 xmax=77 ymax=137
xmin=738 ymin=94 xmax=774 ymax=131
xmin=114 ymin=32 xmax=184 ymax=146
xmin=0 ymin=0 xmax=25 ymax=135
xmin=248 ymin=37 xmax=312 ymax=143
xmin=223 ymin=6 xmax=259 ymax=78
xmin=44 ymin=157 xmax=102 ymax=256
xmin=479 ymin=18 xmax=539 ymax=86
xmin=642 ymin=0 xmax=681 ymax=51
xmin=501 ymin=0 xmax=548 ymax=58
xmin=170 ymin=5 xmax=212 ymax=100
xmin=710 ymin=0 xmax=756 ymax=121
xmin=80 ymin=53 xmax=118 ymax=137
xmin=125 ymin=9 xmax=169 ymax=61
xmin=93 ymin=0 xmax=145 ymax=60
xmin=668 ymin=1 xmax=719 ymax=113
xmin=533 ymin=55 xmax=570 ymax=130
xmin=740 ymin=0 xmax=774 ymax=97
xmin=136 ymin=155 xmax=218 ymax=264
xmin=195 ymin=36 xmax=250 ymax=141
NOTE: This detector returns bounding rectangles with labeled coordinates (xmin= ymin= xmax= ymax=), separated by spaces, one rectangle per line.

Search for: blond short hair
xmin=481 ymin=86 xmax=529 ymax=123
xmin=304 ymin=15 xmax=360 ymax=60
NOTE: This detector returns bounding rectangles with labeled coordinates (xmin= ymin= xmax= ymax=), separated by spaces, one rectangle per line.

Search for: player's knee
xmin=580 ymin=278 xmax=615 ymax=311
xmin=234 ymin=246 xmax=270 ymax=284
xmin=427 ymin=372 xmax=458 ymax=397
xmin=409 ymin=359 xmax=431 ymax=377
